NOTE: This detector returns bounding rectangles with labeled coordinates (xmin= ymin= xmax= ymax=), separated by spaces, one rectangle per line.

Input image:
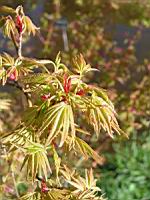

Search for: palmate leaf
xmin=1 ymin=52 xmax=15 ymax=67
xmin=41 ymin=189 xmax=71 ymax=200
xmin=63 ymin=169 xmax=103 ymax=200
xmin=0 ymin=53 xmax=18 ymax=82
xmin=72 ymin=54 xmax=98 ymax=76
xmin=90 ymin=85 xmax=115 ymax=109
xmin=21 ymin=189 xmax=71 ymax=200
xmin=23 ymin=16 xmax=39 ymax=35
xmin=0 ymin=53 xmax=53 ymax=84
xmin=60 ymin=166 xmax=104 ymax=200
xmin=1 ymin=125 xmax=34 ymax=151
xmin=20 ymin=192 xmax=40 ymax=200
xmin=3 ymin=17 xmax=16 ymax=38
xmin=60 ymin=165 xmax=76 ymax=181
xmin=70 ymin=85 xmax=124 ymax=138
xmin=39 ymin=102 xmax=75 ymax=147
xmin=22 ymin=142 xmax=51 ymax=182
xmin=86 ymin=91 xmax=125 ymax=138
xmin=67 ymin=169 xmax=100 ymax=193
xmin=52 ymin=52 xmax=69 ymax=73
xmin=21 ymin=189 xmax=105 ymax=200
xmin=73 ymin=137 xmax=103 ymax=164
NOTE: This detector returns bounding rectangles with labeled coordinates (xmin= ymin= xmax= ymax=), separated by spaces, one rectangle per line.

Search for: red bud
xmin=16 ymin=15 xmax=23 ymax=33
xmin=76 ymin=89 xmax=85 ymax=96
xmin=67 ymin=77 xmax=71 ymax=92
xmin=41 ymin=179 xmax=49 ymax=193
xmin=63 ymin=74 xmax=71 ymax=94
xmin=9 ymin=69 xmax=17 ymax=81
xmin=41 ymin=94 xmax=50 ymax=101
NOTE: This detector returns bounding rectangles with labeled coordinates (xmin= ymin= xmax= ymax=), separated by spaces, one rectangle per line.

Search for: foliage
xmin=97 ymin=131 xmax=150 ymax=200
xmin=38 ymin=0 xmax=150 ymax=134
xmin=0 ymin=5 xmax=124 ymax=200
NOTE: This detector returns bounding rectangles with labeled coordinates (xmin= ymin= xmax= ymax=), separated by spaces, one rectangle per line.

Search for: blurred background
xmin=0 ymin=0 xmax=150 ymax=199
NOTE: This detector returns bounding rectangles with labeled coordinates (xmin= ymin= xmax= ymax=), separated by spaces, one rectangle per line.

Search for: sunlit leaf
xmin=22 ymin=142 xmax=51 ymax=182
xmin=3 ymin=17 xmax=16 ymax=38
xmin=73 ymin=137 xmax=103 ymax=164
xmin=39 ymin=102 xmax=76 ymax=147
xmin=23 ymin=16 xmax=39 ymax=35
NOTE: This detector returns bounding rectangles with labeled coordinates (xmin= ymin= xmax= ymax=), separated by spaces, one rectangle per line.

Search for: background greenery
xmin=98 ymin=131 xmax=150 ymax=200
xmin=0 ymin=0 xmax=150 ymax=199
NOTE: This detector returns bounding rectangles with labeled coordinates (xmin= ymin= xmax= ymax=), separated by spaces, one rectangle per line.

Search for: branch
xmin=18 ymin=32 xmax=23 ymax=58
xmin=10 ymin=29 xmax=32 ymax=107
xmin=10 ymin=31 xmax=18 ymax=53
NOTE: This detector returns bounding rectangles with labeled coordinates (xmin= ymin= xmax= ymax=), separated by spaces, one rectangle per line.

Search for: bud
xmin=76 ymin=89 xmax=85 ymax=96
xmin=41 ymin=179 xmax=49 ymax=193
xmin=16 ymin=15 xmax=23 ymax=33
xmin=41 ymin=94 xmax=50 ymax=101
xmin=8 ymin=69 xmax=17 ymax=81
xmin=64 ymin=74 xmax=71 ymax=94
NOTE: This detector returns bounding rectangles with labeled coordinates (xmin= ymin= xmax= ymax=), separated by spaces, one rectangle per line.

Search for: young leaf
xmin=23 ymin=16 xmax=39 ymax=35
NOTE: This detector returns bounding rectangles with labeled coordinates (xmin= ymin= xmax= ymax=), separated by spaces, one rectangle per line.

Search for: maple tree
xmin=0 ymin=5 xmax=125 ymax=200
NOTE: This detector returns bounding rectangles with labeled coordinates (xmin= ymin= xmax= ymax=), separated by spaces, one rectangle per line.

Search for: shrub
xmin=97 ymin=131 xmax=150 ymax=200
xmin=0 ymin=5 xmax=124 ymax=200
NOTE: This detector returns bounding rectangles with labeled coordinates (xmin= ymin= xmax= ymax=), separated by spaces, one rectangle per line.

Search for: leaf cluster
xmin=0 ymin=5 xmax=125 ymax=200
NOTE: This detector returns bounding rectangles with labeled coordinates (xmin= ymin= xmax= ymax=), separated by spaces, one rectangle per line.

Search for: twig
xmin=10 ymin=31 xmax=18 ymax=53
xmin=10 ymin=28 xmax=32 ymax=107
xmin=18 ymin=32 xmax=23 ymax=59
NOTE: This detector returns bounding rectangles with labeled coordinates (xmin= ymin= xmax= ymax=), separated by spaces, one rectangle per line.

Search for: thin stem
xmin=18 ymin=33 xmax=23 ymax=59
xmin=10 ymin=29 xmax=32 ymax=107
xmin=10 ymin=31 xmax=18 ymax=53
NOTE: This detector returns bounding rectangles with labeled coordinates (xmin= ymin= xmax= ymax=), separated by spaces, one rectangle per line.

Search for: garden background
xmin=0 ymin=1 xmax=150 ymax=200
